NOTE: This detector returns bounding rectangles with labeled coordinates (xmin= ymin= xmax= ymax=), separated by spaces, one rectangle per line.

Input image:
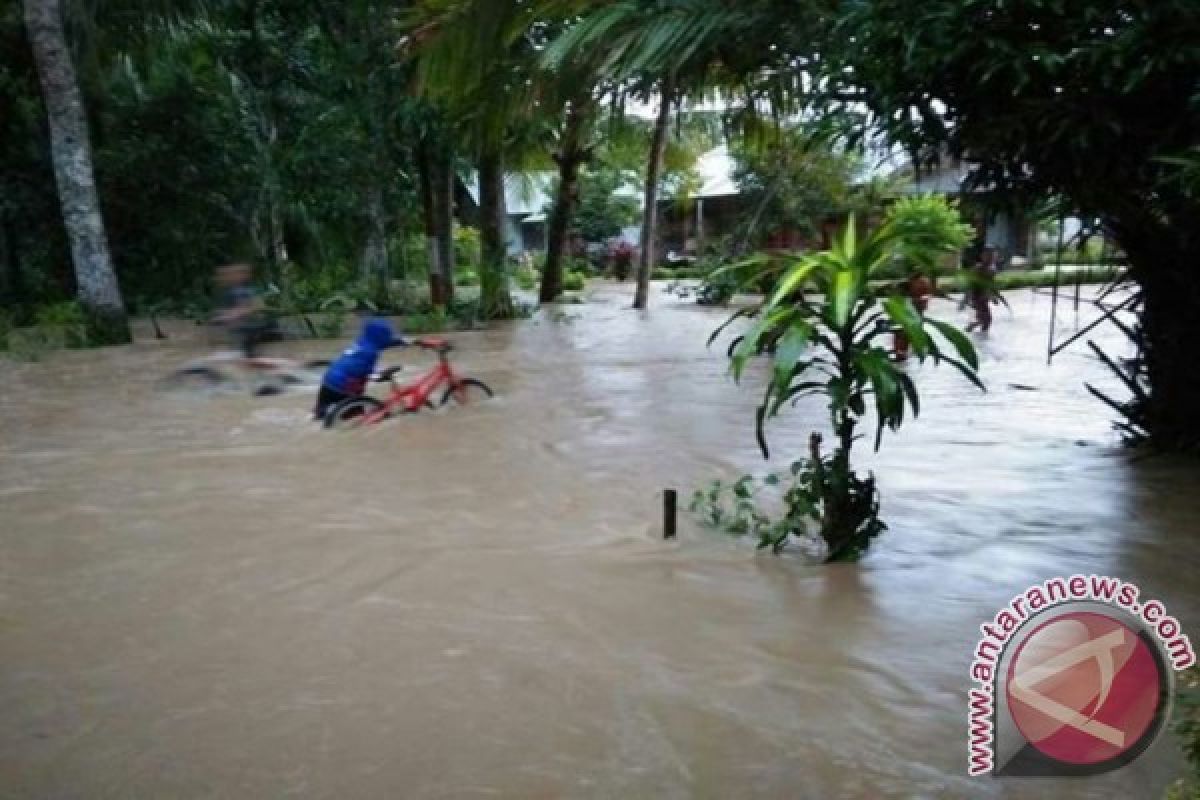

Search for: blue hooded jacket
xmin=322 ymin=318 xmax=404 ymax=394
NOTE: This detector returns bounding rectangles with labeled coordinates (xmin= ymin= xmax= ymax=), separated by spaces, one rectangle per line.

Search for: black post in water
xmin=664 ymin=489 xmax=677 ymax=539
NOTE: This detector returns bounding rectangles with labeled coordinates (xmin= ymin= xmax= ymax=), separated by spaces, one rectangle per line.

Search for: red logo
xmin=1005 ymin=611 xmax=1164 ymax=766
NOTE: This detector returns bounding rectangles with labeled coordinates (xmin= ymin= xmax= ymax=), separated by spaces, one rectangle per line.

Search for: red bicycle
xmin=323 ymin=337 xmax=493 ymax=429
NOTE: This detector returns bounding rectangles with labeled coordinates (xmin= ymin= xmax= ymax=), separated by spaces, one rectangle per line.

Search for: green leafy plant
xmin=313 ymin=311 xmax=346 ymax=339
xmin=448 ymin=298 xmax=482 ymax=329
xmin=1167 ymin=666 xmax=1200 ymax=800
xmin=513 ymin=263 xmax=539 ymax=291
xmin=884 ymin=195 xmax=974 ymax=272
xmin=455 ymin=269 xmax=480 ymax=288
xmin=562 ymin=271 xmax=586 ymax=292
xmin=705 ymin=213 xmax=983 ymax=561
xmin=454 ymin=226 xmax=482 ymax=269
xmin=33 ymin=301 xmax=89 ymax=348
xmin=404 ymin=309 xmax=448 ymax=334
xmin=691 ymin=434 xmax=886 ymax=557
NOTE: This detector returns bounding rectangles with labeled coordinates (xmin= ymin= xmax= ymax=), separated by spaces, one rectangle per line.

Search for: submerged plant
xmin=704 ymin=212 xmax=983 ymax=561
xmin=1167 ymin=665 xmax=1200 ymax=799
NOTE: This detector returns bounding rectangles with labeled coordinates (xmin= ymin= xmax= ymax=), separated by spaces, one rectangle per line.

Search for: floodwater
xmin=1 ymin=283 xmax=1197 ymax=799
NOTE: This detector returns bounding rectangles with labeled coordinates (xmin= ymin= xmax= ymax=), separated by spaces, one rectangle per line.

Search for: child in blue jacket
xmin=314 ymin=318 xmax=406 ymax=420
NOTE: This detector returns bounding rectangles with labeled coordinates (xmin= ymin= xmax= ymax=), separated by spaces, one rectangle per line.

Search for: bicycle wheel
xmin=323 ymin=396 xmax=385 ymax=430
xmin=166 ymin=365 xmax=226 ymax=390
xmin=277 ymin=359 xmax=330 ymax=386
xmin=440 ymin=378 xmax=494 ymax=407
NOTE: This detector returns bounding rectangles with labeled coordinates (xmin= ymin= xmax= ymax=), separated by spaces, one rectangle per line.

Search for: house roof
xmin=901 ymin=159 xmax=969 ymax=195
xmin=694 ymin=145 xmax=740 ymax=199
xmin=464 ymin=172 xmax=557 ymax=217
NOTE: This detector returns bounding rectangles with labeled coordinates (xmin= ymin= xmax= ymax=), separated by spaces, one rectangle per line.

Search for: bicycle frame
xmin=367 ymin=345 xmax=460 ymax=422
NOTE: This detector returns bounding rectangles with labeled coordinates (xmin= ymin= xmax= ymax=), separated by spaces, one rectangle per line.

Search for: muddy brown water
xmin=1 ymin=283 xmax=1197 ymax=798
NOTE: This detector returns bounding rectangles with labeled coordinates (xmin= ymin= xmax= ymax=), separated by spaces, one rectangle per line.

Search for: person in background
xmin=965 ymin=245 xmax=999 ymax=333
xmin=314 ymin=318 xmax=407 ymax=421
xmin=213 ymin=263 xmax=271 ymax=358
xmin=894 ymin=270 xmax=934 ymax=361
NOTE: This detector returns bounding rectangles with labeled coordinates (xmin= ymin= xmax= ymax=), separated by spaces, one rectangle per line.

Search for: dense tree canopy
xmin=5 ymin=0 xmax=1198 ymax=445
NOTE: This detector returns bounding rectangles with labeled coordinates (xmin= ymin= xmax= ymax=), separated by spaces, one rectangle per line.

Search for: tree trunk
xmin=541 ymin=98 xmax=591 ymax=304
xmin=23 ymin=0 xmax=129 ymax=343
xmin=360 ymin=182 xmax=389 ymax=287
xmin=634 ymin=75 xmax=675 ymax=310
xmin=433 ymin=150 xmax=455 ymax=306
xmin=1114 ymin=222 xmax=1200 ymax=450
xmin=0 ymin=208 xmax=26 ymax=310
xmin=478 ymin=147 xmax=512 ymax=318
xmin=417 ymin=141 xmax=456 ymax=307
xmin=417 ymin=141 xmax=446 ymax=306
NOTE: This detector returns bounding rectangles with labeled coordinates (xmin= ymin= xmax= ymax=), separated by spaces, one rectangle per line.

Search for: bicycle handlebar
xmin=374 ymin=365 xmax=405 ymax=383
xmin=412 ymin=337 xmax=453 ymax=354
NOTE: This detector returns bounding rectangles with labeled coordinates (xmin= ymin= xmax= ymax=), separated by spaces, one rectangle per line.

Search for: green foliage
xmin=5 ymin=0 xmax=425 ymax=318
xmin=513 ymin=263 xmax=539 ymax=290
xmin=1167 ymin=666 xmax=1200 ymax=800
xmin=448 ymin=297 xmax=481 ymax=329
xmin=404 ymin=308 xmax=448 ymax=334
xmin=33 ymin=301 xmax=89 ymax=348
xmin=454 ymin=227 xmax=482 ymax=269
xmin=732 ymin=128 xmax=861 ymax=243
xmin=455 ymin=270 xmax=480 ymax=287
xmin=4 ymin=300 xmax=97 ymax=358
xmin=562 ymin=271 xmax=586 ymax=292
xmin=690 ymin=440 xmax=886 ymax=559
xmin=574 ymin=167 xmax=640 ymax=243
xmin=6 ymin=328 xmax=57 ymax=362
xmin=712 ymin=214 xmax=983 ymax=560
xmin=313 ymin=312 xmax=346 ymax=339
xmin=883 ymin=195 xmax=974 ymax=274
xmin=826 ymin=0 xmax=1200 ymax=448
xmin=33 ymin=300 xmax=85 ymax=329
xmin=666 ymin=266 xmax=739 ymax=306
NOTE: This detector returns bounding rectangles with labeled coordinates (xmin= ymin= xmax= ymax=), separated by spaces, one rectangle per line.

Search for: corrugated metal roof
xmin=463 ymin=172 xmax=557 ymax=216
xmin=694 ymin=145 xmax=739 ymax=198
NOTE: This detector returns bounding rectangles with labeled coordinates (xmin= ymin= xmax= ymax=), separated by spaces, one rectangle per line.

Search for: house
xmin=460 ymin=173 xmax=555 ymax=257
xmin=900 ymin=157 xmax=1036 ymax=265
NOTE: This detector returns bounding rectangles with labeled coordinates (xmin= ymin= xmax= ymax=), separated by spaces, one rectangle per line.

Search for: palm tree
xmin=408 ymin=0 xmax=541 ymax=318
xmin=22 ymin=0 xmax=129 ymax=342
xmin=544 ymin=0 xmax=763 ymax=309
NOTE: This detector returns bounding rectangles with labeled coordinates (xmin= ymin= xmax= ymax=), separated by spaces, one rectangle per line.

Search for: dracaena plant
xmin=704 ymin=211 xmax=983 ymax=561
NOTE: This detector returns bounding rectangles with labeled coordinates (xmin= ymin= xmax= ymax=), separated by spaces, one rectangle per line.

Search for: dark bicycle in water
xmin=165 ymin=350 xmax=332 ymax=395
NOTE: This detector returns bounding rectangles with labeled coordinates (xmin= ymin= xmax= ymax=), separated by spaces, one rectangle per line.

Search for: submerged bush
xmin=703 ymin=214 xmax=982 ymax=561
xmin=562 ymin=271 xmax=586 ymax=292
xmin=513 ymin=264 xmax=539 ymax=290
xmin=1168 ymin=666 xmax=1200 ymax=799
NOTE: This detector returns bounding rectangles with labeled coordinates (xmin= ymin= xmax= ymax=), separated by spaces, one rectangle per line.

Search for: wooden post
xmin=664 ymin=489 xmax=677 ymax=540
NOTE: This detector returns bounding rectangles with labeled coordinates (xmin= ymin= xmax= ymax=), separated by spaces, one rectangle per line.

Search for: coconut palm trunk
xmin=23 ymin=0 xmax=129 ymax=342
xmin=541 ymin=96 xmax=592 ymax=303
xmin=633 ymin=74 xmax=675 ymax=310
xmin=417 ymin=141 xmax=456 ymax=306
xmin=478 ymin=148 xmax=513 ymax=318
